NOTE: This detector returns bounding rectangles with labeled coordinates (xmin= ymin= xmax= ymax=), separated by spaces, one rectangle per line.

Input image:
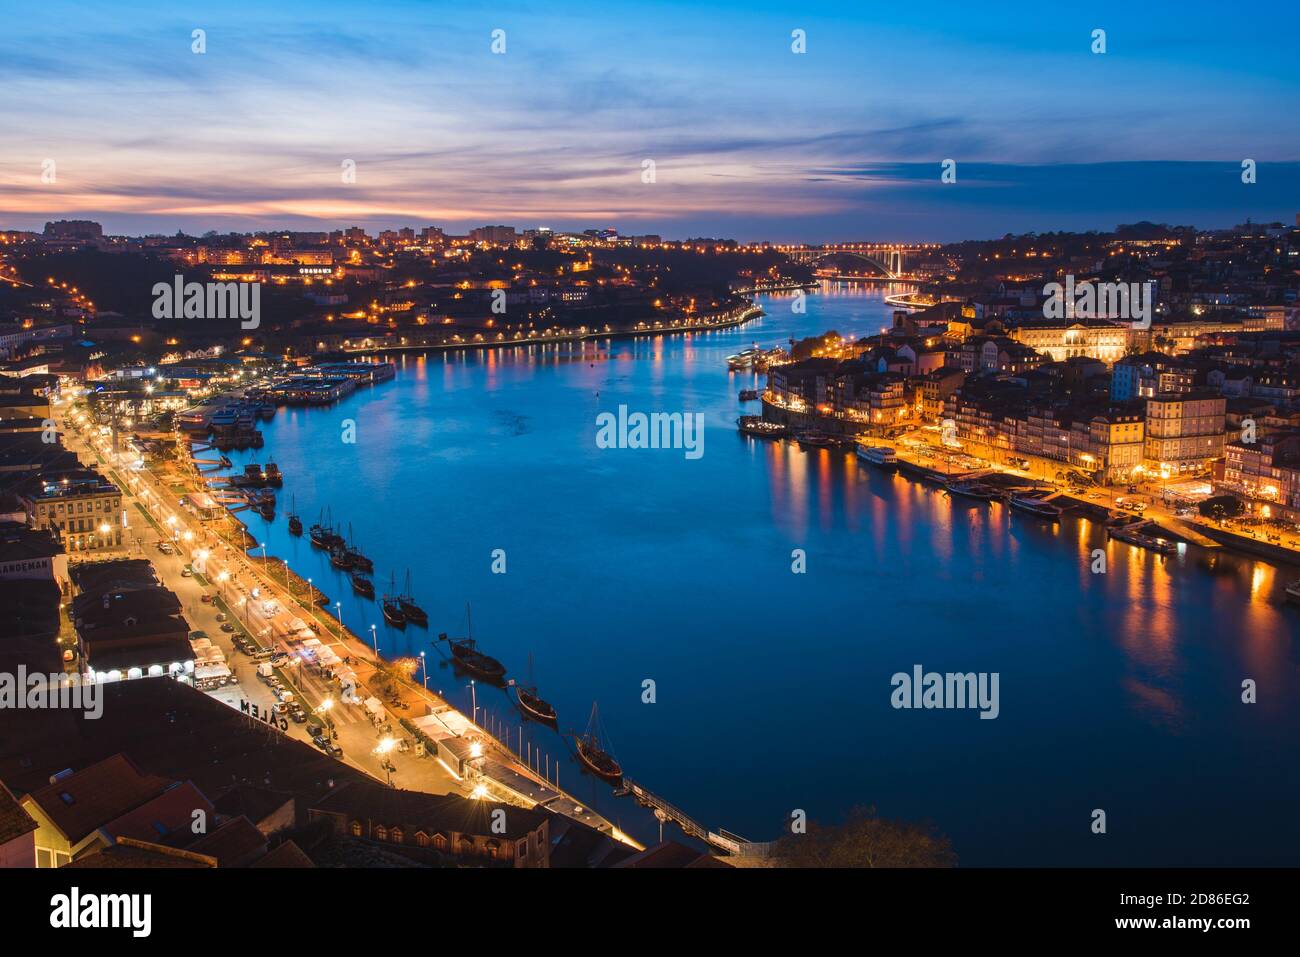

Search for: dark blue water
xmin=230 ymin=283 xmax=1300 ymax=865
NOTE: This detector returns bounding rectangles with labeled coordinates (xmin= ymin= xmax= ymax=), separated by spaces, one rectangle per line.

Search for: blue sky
xmin=1 ymin=0 xmax=1297 ymax=240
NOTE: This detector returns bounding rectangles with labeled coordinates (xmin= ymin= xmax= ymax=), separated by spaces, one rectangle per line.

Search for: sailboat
xmin=572 ymin=702 xmax=622 ymax=785
xmin=381 ymin=572 xmax=406 ymax=627
xmin=287 ymin=494 xmax=302 ymax=536
xmin=350 ymin=572 xmax=374 ymax=598
xmin=309 ymin=507 xmax=341 ymax=549
xmin=510 ymin=654 xmax=557 ymax=724
xmin=344 ymin=523 xmax=373 ymax=573
xmin=398 ymin=569 xmax=427 ymax=625
xmin=437 ymin=604 xmax=505 ymax=682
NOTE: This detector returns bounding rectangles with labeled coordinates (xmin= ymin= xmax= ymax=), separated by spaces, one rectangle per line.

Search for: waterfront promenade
xmin=55 ymin=404 xmax=642 ymax=851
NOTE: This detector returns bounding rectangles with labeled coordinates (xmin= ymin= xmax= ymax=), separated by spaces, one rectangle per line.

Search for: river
xmin=224 ymin=282 xmax=1300 ymax=865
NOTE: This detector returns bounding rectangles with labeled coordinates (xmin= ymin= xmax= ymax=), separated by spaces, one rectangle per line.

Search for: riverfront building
xmin=19 ymin=468 xmax=123 ymax=553
xmin=1143 ymin=392 xmax=1227 ymax=476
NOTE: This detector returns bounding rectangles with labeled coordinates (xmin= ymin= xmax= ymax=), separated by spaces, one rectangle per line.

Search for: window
xmin=350 ymin=820 xmax=362 ymax=837
xmin=375 ymin=825 xmax=387 ymax=841
xmin=433 ymin=834 xmax=447 ymax=850
xmin=390 ymin=828 xmax=403 ymax=844
xmin=415 ymin=832 xmax=429 ymax=848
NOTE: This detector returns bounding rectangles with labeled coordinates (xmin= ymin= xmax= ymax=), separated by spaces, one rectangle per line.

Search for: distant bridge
xmin=778 ymin=242 xmax=938 ymax=279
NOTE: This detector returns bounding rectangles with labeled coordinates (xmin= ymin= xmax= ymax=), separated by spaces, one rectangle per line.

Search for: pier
xmin=623 ymin=778 xmax=773 ymax=859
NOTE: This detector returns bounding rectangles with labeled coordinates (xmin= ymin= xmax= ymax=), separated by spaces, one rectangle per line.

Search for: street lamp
xmin=467 ymin=679 xmax=478 ymax=726
xmin=419 ymin=650 xmax=427 ymax=691
xmin=369 ymin=623 xmax=378 ymax=658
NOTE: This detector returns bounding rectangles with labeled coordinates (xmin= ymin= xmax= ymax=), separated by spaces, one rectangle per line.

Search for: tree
xmin=772 ymin=805 xmax=957 ymax=868
xmin=1198 ymin=494 xmax=1244 ymax=520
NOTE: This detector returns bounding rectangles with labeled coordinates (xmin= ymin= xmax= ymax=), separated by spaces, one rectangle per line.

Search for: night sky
xmin=2 ymin=0 xmax=1297 ymax=240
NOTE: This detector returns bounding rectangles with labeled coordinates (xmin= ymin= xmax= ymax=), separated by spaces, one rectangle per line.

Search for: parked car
xmin=272 ymin=702 xmax=288 ymax=716
xmin=220 ymin=622 xmax=235 ymax=632
xmin=289 ymin=708 xmax=307 ymax=724
xmin=324 ymin=743 xmax=343 ymax=758
xmin=215 ymin=612 xmax=227 ymax=622
xmin=200 ymin=594 xmax=214 ymax=604
xmin=306 ymin=723 xmax=325 ymax=740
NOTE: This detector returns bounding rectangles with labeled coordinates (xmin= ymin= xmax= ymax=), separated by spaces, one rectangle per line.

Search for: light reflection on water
xmin=228 ymin=286 xmax=1300 ymax=864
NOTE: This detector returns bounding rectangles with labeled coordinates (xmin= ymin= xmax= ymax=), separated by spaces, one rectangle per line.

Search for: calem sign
xmin=241 ymin=698 xmax=288 ymax=732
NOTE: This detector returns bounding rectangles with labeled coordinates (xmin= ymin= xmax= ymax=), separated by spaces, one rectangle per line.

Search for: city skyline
xmin=2 ymin=0 xmax=1299 ymax=241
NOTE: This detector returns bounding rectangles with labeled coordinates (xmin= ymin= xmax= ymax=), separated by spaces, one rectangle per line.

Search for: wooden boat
xmin=350 ymin=573 xmax=374 ymax=598
xmin=573 ymin=702 xmax=622 ymax=785
xmin=287 ymin=495 xmax=302 ymax=536
xmin=795 ymin=430 xmax=839 ymax=449
xmin=381 ymin=572 xmax=406 ymax=627
xmin=1007 ymin=494 xmax=1062 ymax=519
xmin=944 ymin=479 xmax=999 ymax=501
xmin=397 ymin=570 xmax=427 ymax=625
xmin=511 ymin=655 xmax=556 ymax=724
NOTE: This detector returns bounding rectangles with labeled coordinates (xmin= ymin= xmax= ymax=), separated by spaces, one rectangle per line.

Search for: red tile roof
xmin=24 ymin=753 xmax=170 ymax=844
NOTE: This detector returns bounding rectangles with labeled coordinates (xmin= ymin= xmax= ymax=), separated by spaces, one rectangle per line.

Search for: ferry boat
xmin=856 ymin=443 xmax=898 ymax=469
xmin=260 ymin=402 xmax=276 ymax=420
xmin=736 ymin=415 xmax=789 ymax=438
xmin=738 ymin=389 xmax=760 ymax=402
xmin=350 ymin=573 xmax=374 ymax=598
xmin=944 ymin=479 xmax=1000 ymax=501
xmin=573 ymin=703 xmax=622 ymax=786
xmin=1007 ymin=494 xmax=1063 ymax=519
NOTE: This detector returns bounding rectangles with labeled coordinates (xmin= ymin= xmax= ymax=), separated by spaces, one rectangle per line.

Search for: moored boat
xmin=350 ymin=573 xmax=374 ymax=598
xmin=511 ymin=655 xmax=556 ymax=724
xmin=1007 ymin=494 xmax=1063 ymax=519
xmin=381 ymin=572 xmax=406 ymax=627
xmin=572 ymin=702 xmax=622 ymax=786
xmin=1286 ymin=580 xmax=1300 ymax=605
xmin=438 ymin=633 xmax=506 ymax=681
xmin=515 ymin=685 xmax=557 ymax=724
xmin=737 ymin=415 xmax=789 ymax=438
xmin=398 ymin=570 xmax=427 ymax=625
xmin=795 ymin=430 xmax=840 ymax=449
xmin=856 ymin=443 xmax=898 ymax=468
xmin=944 ymin=479 xmax=999 ymax=501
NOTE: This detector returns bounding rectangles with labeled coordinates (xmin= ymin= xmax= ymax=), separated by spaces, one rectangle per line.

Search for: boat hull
xmin=576 ymin=743 xmax=623 ymax=785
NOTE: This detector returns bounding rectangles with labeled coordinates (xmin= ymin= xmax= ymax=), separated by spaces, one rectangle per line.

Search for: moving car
xmin=220 ymin=622 xmax=235 ymax=632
